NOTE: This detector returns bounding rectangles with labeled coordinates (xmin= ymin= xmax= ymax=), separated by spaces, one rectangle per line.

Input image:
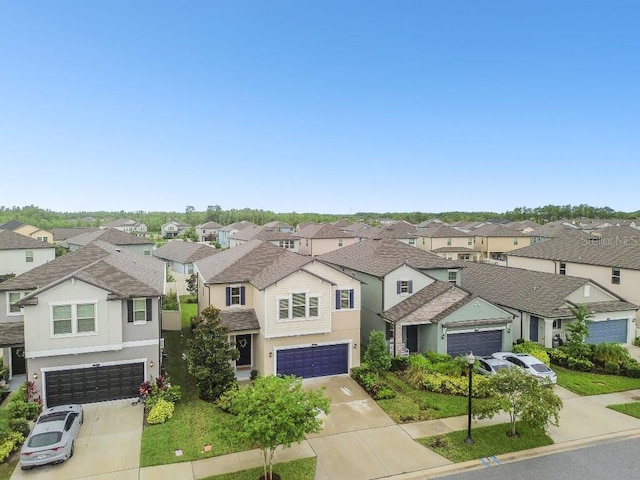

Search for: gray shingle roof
xmin=66 ymin=228 xmax=154 ymax=247
xmin=432 ymin=246 xmax=479 ymax=253
xmin=153 ymin=240 xmax=218 ymax=264
xmin=361 ymin=221 xmax=418 ymax=240
xmin=0 ymin=220 xmax=26 ymax=230
xmin=472 ymin=223 xmax=529 ymax=237
xmin=507 ymin=227 xmax=640 ymax=270
xmin=219 ymin=221 xmax=256 ymax=232
xmin=103 ymin=218 xmax=139 ymax=227
xmin=219 ymin=309 xmax=260 ymax=332
xmin=383 ymin=282 xmax=459 ymax=323
xmin=293 ymin=223 xmax=357 ymax=239
xmin=318 ymin=238 xmax=457 ymax=277
xmin=50 ymin=227 xmax=101 ymax=242
xmin=0 ymin=230 xmax=55 ymax=250
xmin=196 ymin=221 xmax=222 ymax=229
xmin=0 ymin=321 xmax=24 ymax=347
xmin=417 ymin=225 xmax=470 ymax=238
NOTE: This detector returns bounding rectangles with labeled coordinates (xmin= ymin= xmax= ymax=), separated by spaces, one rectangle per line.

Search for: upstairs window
xmin=25 ymin=251 xmax=33 ymax=262
xmin=335 ymin=289 xmax=354 ymax=310
xmin=447 ymin=238 xmax=452 ymax=246
xmin=513 ymin=238 xmax=519 ymax=246
xmin=408 ymin=238 xmax=416 ymax=246
xmin=467 ymin=238 xmax=473 ymax=246
xmin=559 ymin=262 xmax=566 ymax=275
xmin=278 ymin=293 xmax=320 ymax=320
xmin=127 ymin=298 xmax=153 ymax=324
xmin=612 ymin=268 xmax=621 ymax=285
xmin=338 ymin=239 xmax=343 ymax=247
xmin=225 ymin=286 xmax=246 ymax=306
xmin=8 ymin=292 xmax=23 ymax=314
xmin=397 ymin=280 xmax=413 ymax=295
xmin=279 ymin=240 xmax=295 ymax=249
xmin=52 ymin=303 xmax=97 ymax=336
xmin=448 ymin=271 xmax=457 ymax=283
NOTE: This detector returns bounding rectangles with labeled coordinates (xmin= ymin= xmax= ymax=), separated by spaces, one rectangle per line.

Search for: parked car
xmin=492 ymin=352 xmax=557 ymax=384
xmin=475 ymin=356 xmax=512 ymax=376
xmin=20 ymin=404 xmax=84 ymax=470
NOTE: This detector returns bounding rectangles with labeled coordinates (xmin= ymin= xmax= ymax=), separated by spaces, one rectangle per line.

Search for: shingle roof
xmin=153 ymin=240 xmax=218 ymax=264
xmin=507 ymin=227 xmax=640 ymax=270
xmin=0 ymin=220 xmax=26 ymax=231
xmin=0 ymin=230 xmax=55 ymax=250
xmin=417 ymin=225 xmax=470 ymax=238
xmin=50 ymin=227 xmax=101 ymax=242
xmin=293 ymin=223 xmax=357 ymax=239
xmin=264 ymin=221 xmax=292 ymax=229
xmin=220 ymin=309 xmax=260 ymax=332
xmin=383 ymin=282 xmax=459 ymax=323
xmin=459 ymin=262 xmax=634 ymax=318
xmin=361 ymin=221 xmax=418 ymax=240
xmin=0 ymin=321 xmax=23 ymax=347
xmin=318 ymin=238 xmax=458 ymax=277
xmin=472 ymin=223 xmax=529 ymax=237
xmin=196 ymin=221 xmax=222 ymax=229
xmin=220 ymin=221 xmax=256 ymax=232
xmin=196 ymin=240 xmax=313 ymax=288
xmin=103 ymin=218 xmax=139 ymax=227
xmin=66 ymin=228 xmax=154 ymax=247
xmin=432 ymin=246 xmax=479 ymax=253
xmin=0 ymin=241 xmax=164 ymax=299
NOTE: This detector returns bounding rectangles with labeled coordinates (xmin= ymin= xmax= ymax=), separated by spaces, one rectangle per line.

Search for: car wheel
xmin=21 ymin=466 xmax=32 ymax=471
xmin=69 ymin=441 xmax=74 ymax=458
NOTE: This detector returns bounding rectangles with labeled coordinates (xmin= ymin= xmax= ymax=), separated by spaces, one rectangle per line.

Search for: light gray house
xmin=217 ymin=221 xmax=256 ymax=249
xmin=102 ymin=218 xmax=148 ymax=236
xmin=319 ymin=238 xmax=514 ymax=356
xmin=64 ymin=228 xmax=155 ymax=256
xmin=195 ymin=221 xmax=222 ymax=242
xmin=0 ymin=241 xmax=165 ymax=407
xmin=0 ymin=230 xmax=56 ymax=276
xmin=161 ymin=220 xmax=191 ymax=239
xmin=153 ymin=240 xmax=218 ymax=275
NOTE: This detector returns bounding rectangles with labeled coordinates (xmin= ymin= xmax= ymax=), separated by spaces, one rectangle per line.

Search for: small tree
xmin=364 ymin=330 xmax=391 ymax=375
xmin=566 ymin=304 xmax=593 ymax=359
xmin=227 ymin=375 xmax=330 ymax=480
xmin=186 ymin=274 xmax=198 ymax=297
xmin=475 ymin=368 xmax=562 ymax=437
xmin=186 ymin=306 xmax=239 ymax=401
xmin=180 ymin=227 xmax=198 ymax=242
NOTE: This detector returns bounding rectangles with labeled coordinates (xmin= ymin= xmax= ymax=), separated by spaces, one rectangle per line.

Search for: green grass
xmin=179 ymin=295 xmax=197 ymax=329
xmin=418 ymin=422 xmax=554 ymax=462
xmin=608 ymin=402 xmax=640 ymax=419
xmin=202 ymin=457 xmax=316 ymax=480
xmin=377 ymin=372 xmax=488 ymax=423
xmin=555 ymin=365 xmax=640 ymax=395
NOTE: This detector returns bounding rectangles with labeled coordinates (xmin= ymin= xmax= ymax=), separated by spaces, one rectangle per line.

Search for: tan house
xmin=0 ymin=220 xmax=53 ymax=244
xmin=415 ymin=225 xmax=480 ymax=261
xmin=293 ymin=224 xmax=359 ymax=256
xmin=471 ymin=223 xmax=531 ymax=264
xmin=194 ymin=240 xmax=361 ymax=379
xmin=361 ymin=220 xmax=419 ymax=246
xmin=229 ymin=225 xmax=299 ymax=252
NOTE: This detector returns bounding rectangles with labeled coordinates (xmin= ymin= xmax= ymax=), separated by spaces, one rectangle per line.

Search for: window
xmin=25 ymin=251 xmax=33 ymax=262
xmin=336 ymin=289 xmax=354 ymax=309
xmin=552 ymin=319 xmax=562 ymax=329
xmin=448 ymin=271 xmax=457 ymax=283
xmin=8 ymin=292 xmax=23 ymax=314
xmin=37 ymin=236 xmax=48 ymax=243
xmin=225 ymin=286 xmax=246 ymax=306
xmin=583 ymin=285 xmax=590 ymax=297
xmin=278 ymin=293 xmax=320 ymax=320
xmin=52 ymin=303 xmax=96 ymax=336
xmin=279 ymin=240 xmax=295 ymax=249
xmin=127 ymin=298 xmax=153 ymax=323
xmin=467 ymin=237 xmax=473 ymax=246
xmin=612 ymin=268 xmax=621 ymax=284
xmin=397 ymin=280 xmax=413 ymax=295
xmin=459 ymin=254 xmax=470 ymax=260
xmin=447 ymin=238 xmax=452 ymax=246
xmin=559 ymin=262 xmax=566 ymax=275
xmin=144 ymin=249 xmax=151 ymax=255
xmin=513 ymin=238 xmax=519 ymax=246
xmin=187 ymin=264 xmax=194 ymax=274
xmin=408 ymin=238 xmax=416 ymax=246
xmin=338 ymin=239 xmax=343 ymax=247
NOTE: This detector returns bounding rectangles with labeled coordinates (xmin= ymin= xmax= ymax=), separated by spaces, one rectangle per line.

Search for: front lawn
xmin=203 ymin=457 xmax=316 ymax=480
xmin=555 ymin=365 xmax=640 ymax=395
xmin=418 ymin=422 xmax=553 ymax=462
xmin=608 ymin=402 xmax=640 ymax=419
xmin=377 ymin=372 xmax=488 ymax=423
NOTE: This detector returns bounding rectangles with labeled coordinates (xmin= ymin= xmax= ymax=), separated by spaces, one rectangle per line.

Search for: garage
xmin=447 ymin=330 xmax=503 ymax=357
xmin=586 ymin=319 xmax=628 ymax=344
xmin=44 ymin=362 xmax=145 ymax=407
xmin=276 ymin=343 xmax=349 ymax=378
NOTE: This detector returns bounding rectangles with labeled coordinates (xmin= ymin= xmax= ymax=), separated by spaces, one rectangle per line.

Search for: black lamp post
xmin=465 ymin=351 xmax=475 ymax=445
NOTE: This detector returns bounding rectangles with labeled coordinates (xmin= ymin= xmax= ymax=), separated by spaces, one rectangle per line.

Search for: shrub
xmin=8 ymin=417 xmax=30 ymax=437
xmin=147 ymin=399 xmax=175 ymax=424
xmin=7 ymin=398 xmax=40 ymax=420
xmin=351 ymin=366 xmax=396 ymax=399
xmin=0 ymin=431 xmax=24 ymax=462
xmin=250 ymin=369 xmax=260 ymax=381
xmin=592 ymin=343 xmax=631 ymax=366
xmin=162 ymin=290 xmax=179 ymax=311
xmin=390 ymin=356 xmax=409 ymax=371
xmin=622 ymin=360 xmax=640 ymax=378
xmin=547 ymin=348 xmax=569 ymax=367
xmin=567 ymin=356 xmax=594 ymax=372
xmin=216 ymin=387 xmax=239 ymax=413
xmin=513 ymin=341 xmax=550 ymax=365
xmin=375 ymin=388 xmax=396 ymax=400
xmin=604 ymin=361 xmax=621 ymax=375
xmin=143 ymin=376 xmax=181 ymax=409
xmin=423 ymin=351 xmax=452 ymax=364
xmin=634 ymin=337 xmax=640 ymax=347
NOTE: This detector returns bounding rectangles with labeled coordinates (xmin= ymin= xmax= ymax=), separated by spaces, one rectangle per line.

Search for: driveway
xmin=11 ymin=399 xmax=143 ymax=480
xmin=303 ymin=375 xmax=452 ymax=480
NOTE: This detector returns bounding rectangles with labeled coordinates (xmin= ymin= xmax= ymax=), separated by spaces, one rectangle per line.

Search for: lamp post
xmin=465 ymin=351 xmax=475 ymax=445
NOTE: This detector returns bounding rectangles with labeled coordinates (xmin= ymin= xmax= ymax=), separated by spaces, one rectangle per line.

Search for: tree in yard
xmin=186 ymin=273 xmax=198 ymax=297
xmin=565 ymin=304 xmax=593 ymax=359
xmin=180 ymin=226 xmax=198 ymax=242
xmin=474 ymin=368 xmax=562 ymax=437
xmin=364 ymin=330 xmax=391 ymax=375
xmin=226 ymin=375 xmax=330 ymax=480
xmin=186 ymin=306 xmax=239 ymax=401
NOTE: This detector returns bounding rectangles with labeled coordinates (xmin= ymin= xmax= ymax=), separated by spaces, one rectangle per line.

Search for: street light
xmin=465 ymin=351 xmax=475 ymax=445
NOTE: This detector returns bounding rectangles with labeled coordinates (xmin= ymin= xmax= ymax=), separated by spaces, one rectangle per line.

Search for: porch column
xmin=543 ymin=318 xmax=554 ymax=348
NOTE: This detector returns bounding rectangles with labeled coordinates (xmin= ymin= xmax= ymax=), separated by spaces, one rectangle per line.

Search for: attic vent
xmin=533 ymin=285 xmax=539 ymax=291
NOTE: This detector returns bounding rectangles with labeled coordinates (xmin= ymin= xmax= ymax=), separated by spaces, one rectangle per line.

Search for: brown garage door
xmin=44 ymin=362 xmax=144 ymax=407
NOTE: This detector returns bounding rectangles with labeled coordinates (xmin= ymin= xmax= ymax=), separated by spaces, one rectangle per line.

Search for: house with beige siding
xmin=0 ymin=221 xmax=54 ymax=244
xmin=471 ymin=223 xmax=531 ymax=264
xmin=194 ymin=240 xmax=361 ymax=379
xmin=415 ymin=225 xmax=480 ymax=261
xmin=361 ymin=220 xmax=419 ymax=247
xmin=195 ymin=221 xmax=223 ymax=242
xmin=319 ymin=238 xmax=514 ymax=357
xmin=0 ymin=241 xmax=164 ymax=407
xmin=507 ymin=227 xmax=640 ymax=328
xmin=293 ymin=223 xmax=359 ymax=256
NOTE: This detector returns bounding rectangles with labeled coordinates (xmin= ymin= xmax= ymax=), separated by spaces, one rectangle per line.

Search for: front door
xmin=236 ymin=334 xmax=252 ymax=368
xmin=530 ymin=316 xmax=539 ymax=342
xmin=405 ymin=325 xmax=418 ymax=353
xmin=11 ymin=347 xmax=26 ymax=375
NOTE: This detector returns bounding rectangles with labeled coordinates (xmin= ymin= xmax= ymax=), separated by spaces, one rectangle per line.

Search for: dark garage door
xmin=45 ymin=362 xmax=144 ymax=407
xmin=276 ymin=344 xmax=349 ymax=378
xmin=447 ymin=330 xmax=503 ymax=357
xmin=587 ymin=319 xmax=628 ymax=344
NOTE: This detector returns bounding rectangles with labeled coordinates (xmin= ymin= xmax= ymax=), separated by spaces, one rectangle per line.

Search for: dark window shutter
xmin=336 ymin=290 xmax=341 ymax=310
xmin=397 ymin=281 xmax=401 ymax=294
xmin=408 ymin=281 xmax=413 ymax=294
xmin=127 ymin=300 xmax=133 ymax=323
xmin=240 ymin=286 xmax=246 ymax=305
xmin=349 ymin=289 xmax=354 ymax=308
xmin=225 ymin=287 xmax=231 ymax=306
xmin=146 ymin=298 xmax=153 ymax=321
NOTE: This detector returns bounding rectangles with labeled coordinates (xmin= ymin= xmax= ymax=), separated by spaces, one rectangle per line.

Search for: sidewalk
xmin=138 ymin=385 xmax=640 ymax=480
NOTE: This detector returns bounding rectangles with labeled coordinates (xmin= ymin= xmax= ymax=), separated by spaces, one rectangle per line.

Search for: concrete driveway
xmin=11 ymin=399 xmax=143 ymax=480
xmin=303 ymin=375 xmax=452 ymax=480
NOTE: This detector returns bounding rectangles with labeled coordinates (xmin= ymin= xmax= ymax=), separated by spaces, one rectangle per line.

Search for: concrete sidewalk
xmin=140 ymin=384 xmax=640 ymax=480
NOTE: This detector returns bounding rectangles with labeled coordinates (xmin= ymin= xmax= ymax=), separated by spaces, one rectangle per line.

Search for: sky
xmin=1 ymin=1 xmax=639 ymax=215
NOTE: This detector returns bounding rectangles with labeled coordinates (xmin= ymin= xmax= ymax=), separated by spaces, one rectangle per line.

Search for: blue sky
xmin=1 ymin=1 xmax=638 ymax=214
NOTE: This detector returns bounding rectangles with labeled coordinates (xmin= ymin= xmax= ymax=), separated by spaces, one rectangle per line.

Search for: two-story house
xmin=415 ymin=225 xmax=480 ymax=261
xmin=102 ymin=218 xmax=148 ymax=236
xmin=161 ymin=220 xmax=191 ymax=239
xmin=0 ymin=230 xmax=56 ymax=276
xmin=195 ymin=221 xmax=223 ymax=242
xmin=64 ymin=228 xmax=155 ymax=256
xmin=0 ymin=241 xmax=164 ymax=407
xmin=293 ymin=223 xmax=359 ymax=256
xmin=194 ymin=240 xmax=361 ymax=379
xmin=319 ymin=238 xmax=514 ymax=357
xmin=460 ymin=262 xmax=638 ymax=347
xmin=153 ymin=240 xmax=218 ymax=275
xmin=471 ymin=223 xmax=531 ymax=264
xmin=229 ymin=225 xmax=299 ymax=252
xmin=217 ymin=221 xmax=256 ymax=249
xmin=0 ymin=220 xmax=54 ymax=244
xmin=361 ymin=220 xmax=419 ymax=247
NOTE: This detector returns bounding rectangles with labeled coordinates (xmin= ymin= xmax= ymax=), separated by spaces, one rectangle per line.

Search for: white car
xmin=492 ymin=352 xmax=557 ymax=384
xmin=475 ymin=356 xmax=512 ymax=376
xmin=20 ymin=404 xmax=84 ymax=470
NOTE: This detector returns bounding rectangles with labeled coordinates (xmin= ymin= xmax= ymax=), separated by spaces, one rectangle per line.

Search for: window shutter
xmin=225 ymin=287 xmax=231 ymax=306
xmin=349 ymin=289 xmax=354 ymax=308
xmin=127 ymin=300 xmax=133 ymax=323
xmin=146 ymin=298 xmax=153 ymax=321
xmin=397 ymin=281 xmax=401 ymax=294
xmin=408 ymin=281 xmax=413 ymax=294
xmin=240 ymin=286 xmax=246 ymax=305
xmin=335 ymin=290 xmax=341 ymax=310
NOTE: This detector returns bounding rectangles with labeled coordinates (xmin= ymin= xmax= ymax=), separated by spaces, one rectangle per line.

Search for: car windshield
xmin=493 ymin=364 xmax=509 ymax=371
xmin=531 ymin=364 xmax=552 ymax=373
xmin=27 ymin=432 xmax=63 ymax=448
xmin=38 ymin=413 xmax=68 ymax=423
